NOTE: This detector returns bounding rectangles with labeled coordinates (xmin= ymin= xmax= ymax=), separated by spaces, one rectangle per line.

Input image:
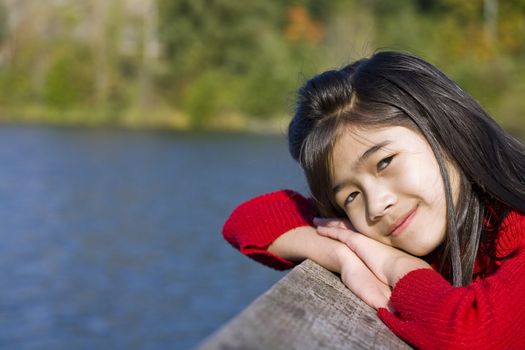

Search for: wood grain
xmin=197 ymin=259 xmax=411 ymax=350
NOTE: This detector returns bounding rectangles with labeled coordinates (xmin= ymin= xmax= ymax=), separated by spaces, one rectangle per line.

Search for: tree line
xmin=0 ymin=0 xmax=523 ymax=135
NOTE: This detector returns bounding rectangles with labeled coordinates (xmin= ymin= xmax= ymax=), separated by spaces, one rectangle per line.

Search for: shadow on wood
xmin=197 ymin=259 xmax=411 ymax=350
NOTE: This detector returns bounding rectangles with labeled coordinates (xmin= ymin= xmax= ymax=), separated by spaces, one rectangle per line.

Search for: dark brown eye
xmin=377 ymin=155 xmax=394 ymax=171
xmin=345 ymin=192 xmax=359 ymax=205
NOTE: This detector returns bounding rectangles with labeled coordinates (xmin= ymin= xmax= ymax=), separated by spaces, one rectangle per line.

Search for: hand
xmin=314 ymin=217 xmax=431 ymax=287
xmin=268 ymin=224 xmax=391 ymax=309
xmin=335 ymin=245 xmax=392 ymax=310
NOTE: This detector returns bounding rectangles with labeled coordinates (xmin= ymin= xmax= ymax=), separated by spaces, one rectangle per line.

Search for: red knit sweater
xmin=223 ymin=190 xmax=525 ymax=350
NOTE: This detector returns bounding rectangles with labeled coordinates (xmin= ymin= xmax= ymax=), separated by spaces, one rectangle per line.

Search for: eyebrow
xmin=331 ymin=140 xmax=392 ymax=195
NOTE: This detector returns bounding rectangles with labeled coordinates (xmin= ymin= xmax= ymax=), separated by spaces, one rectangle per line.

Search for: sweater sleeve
xmin=377 ymin=211 xmax=525 ymax=350
xmin=222 ymin=189 xmax=317 ymax=270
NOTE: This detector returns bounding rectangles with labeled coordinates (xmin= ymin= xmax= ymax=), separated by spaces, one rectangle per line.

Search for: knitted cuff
xmin=223 ymin=189 xmax=316 ymax=270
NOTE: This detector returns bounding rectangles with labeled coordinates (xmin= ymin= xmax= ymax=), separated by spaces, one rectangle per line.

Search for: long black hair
xmin=288 ymin=51 xmax=525 ymax=286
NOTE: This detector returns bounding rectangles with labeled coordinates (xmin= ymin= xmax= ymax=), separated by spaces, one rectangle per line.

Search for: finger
xmin=317 ymin=225 xmax=389 ymax=259
xmin=316 ymin=226 xmax=358 ymax=249
xmin=338 ymin=251 xmax=391 ymax=309
xmin=316 ymin=225 xmax=343 ymax=239
xmin=344 ymin=236 xmax=408 ymax=285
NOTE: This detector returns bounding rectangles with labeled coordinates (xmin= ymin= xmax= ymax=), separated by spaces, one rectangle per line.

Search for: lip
xmin=389 ymin=206 xmax=418 ymax=237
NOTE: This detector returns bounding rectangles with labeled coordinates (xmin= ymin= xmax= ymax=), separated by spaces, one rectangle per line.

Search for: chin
xmin=410 ymin=238 xmax=445 ymax=257
xmin=406 ymin=245 xmax=435 ymax=257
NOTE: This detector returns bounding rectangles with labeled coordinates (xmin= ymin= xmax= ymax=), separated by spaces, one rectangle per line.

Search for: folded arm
xmin=317 ymin=212 xmax=525 ymax=349
xmin=223 ymin=190 xmax=391 ymax=309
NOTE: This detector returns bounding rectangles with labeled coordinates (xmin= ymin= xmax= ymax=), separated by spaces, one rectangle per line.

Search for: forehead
xmin=331 ymin=125 xmax=429 ymax=172
xmin=334 ymin=125 xmax=423 ymax=153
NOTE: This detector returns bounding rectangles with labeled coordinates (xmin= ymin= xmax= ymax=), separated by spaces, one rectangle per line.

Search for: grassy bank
xmin=0 ymin=105 xmax=293 ymax=135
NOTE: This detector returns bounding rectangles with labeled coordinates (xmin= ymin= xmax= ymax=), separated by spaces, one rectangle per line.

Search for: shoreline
xmin=1 ymin=107 xmax=523 ymax=140
xmin=0 ymin=107 xmax=292 ymax=135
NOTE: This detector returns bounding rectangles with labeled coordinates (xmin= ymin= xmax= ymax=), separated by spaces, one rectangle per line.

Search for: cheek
xmin=345 ymin=208 xmax=366 ymax=234
xmin=400 ymin=156 xmax=445 ymax=205
xmin=418 ymin=215 xmax=448 ymax=254
xmin=345 ymin=207 xmax=382 ymax=241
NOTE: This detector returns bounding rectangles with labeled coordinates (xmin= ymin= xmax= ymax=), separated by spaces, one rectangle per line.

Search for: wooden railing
xmin=197 ymin=259 xmax=411 ymax=349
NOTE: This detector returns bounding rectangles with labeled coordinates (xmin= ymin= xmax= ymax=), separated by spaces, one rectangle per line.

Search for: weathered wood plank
xmin=197 ymin=260 xmax=411 ymax=350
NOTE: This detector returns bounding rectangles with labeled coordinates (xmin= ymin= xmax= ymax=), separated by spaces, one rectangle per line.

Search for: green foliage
xmin=44 ymin=47 xmax=93 ymax=110
xmin=0 ymin=69 xmax=28 ymax=105
xmin=0 ymin=2 xmax=6 ymax=44
xmin=159 ymin=0 xmax=285 ymax=74
xmin=0 ymin=0 xmax=523 ymax=133
xmin=158 ymin=0 xmax=288 ymax=119
xmin=181 ymin=70 xmax=223 ymax=128
xmin=157 ymin=0 xmax=329 ymax=123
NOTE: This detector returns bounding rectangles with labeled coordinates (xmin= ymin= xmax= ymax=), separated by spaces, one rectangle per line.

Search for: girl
xmin=223 ymin=51 xmax=525 ymax=349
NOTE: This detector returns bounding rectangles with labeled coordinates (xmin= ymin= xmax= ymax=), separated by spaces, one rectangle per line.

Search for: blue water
xmin=0 ymin=125 xmax=307 ymax=349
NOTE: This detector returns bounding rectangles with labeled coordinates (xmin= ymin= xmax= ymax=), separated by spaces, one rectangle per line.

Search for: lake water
xmin=0 ymin=125 xmax=308 ymax=349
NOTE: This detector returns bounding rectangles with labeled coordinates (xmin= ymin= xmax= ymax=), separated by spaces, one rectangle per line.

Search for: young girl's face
xmin=330 ymin=125 xmax=460 ymax=256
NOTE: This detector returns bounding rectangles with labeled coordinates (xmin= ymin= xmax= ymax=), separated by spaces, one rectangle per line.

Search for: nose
xmin=365 ymin=184 xmax=396 ymax=222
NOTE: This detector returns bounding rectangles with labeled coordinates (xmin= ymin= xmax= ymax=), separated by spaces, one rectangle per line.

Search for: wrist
xmin=295 ymin=230 xmax=352 ymax=273
xmin=268 ymin=226 xmax=316 ymax=261
xmin=269 ymin=226 xmax=354 ymax=274
xmin=391 ymin=255 xmax=431 ymax=286
xmin=333 ymin=242 xmax=354 ymax=273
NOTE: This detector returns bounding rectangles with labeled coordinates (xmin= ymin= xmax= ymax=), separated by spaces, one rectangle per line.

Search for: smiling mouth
xmin=389 ymin=206 xmax=418 ymax=237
